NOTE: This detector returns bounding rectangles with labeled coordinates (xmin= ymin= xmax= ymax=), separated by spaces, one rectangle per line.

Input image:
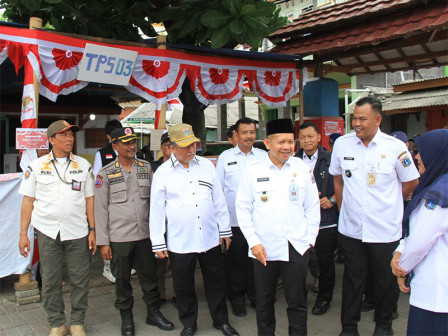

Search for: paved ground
xmin=0 ymin=253 xmax=410 ymax=336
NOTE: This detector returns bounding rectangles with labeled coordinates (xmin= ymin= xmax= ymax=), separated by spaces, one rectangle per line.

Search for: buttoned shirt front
xmin=301 ymin=150 xmax=318 ymax=172
xmin=19 ymin=151 xmax=95 ymax=241
xmin=216 ymin=145 xmax=267 ymax=227
xmin=236 ymin=155 xmax=320 ymax=261
xmin=150 ymin=154 xmax=231 ymax=254
xmin=94 ymin=158 xmax=152 ymax=245
xmin=396 ymin=200 xmax=448 ymax=313
xmin=329 ymin=130 xmax=419 ymax=242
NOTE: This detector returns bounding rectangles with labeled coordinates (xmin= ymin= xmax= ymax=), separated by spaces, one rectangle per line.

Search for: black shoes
xmin=119 ymin=309 xmax=135 ymax=336
xmin=180 ymin=326 xmax=197 ymax=336
xmin=231 ymin=303 xmax=247 ymax=317
xmin=339 ymin=329 xmax=360 ymax=336
xmin=312 ymin=299 xmax=330 ymax=315
xmin=373 ymin=326 xmax=394 ymax=335
xmin=146 ymin=306 xmax=175 ymax=331
xmin=392 ymin=310 xmax=399 ymax=320
xmin=213 ymin=323 xmax=239 ymax=336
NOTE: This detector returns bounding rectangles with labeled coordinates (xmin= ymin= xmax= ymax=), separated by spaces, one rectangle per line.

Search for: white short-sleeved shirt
xmin=150 ymin=154 xmax=231 ymax=254
xmin=19 ymin=152 xmax=95 ymax=241
xmin=236 ymin=155 xmax=320 ymax=261
xmin=396 ymin=200 xmax=448 ymax=313
xmin=329 ymin=130 xmax=419 ymax=242
xmin=216 ymin=145 xmax=267 ymax=227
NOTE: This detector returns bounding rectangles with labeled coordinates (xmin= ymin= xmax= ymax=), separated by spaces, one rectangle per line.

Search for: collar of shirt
xmin=355 ymin=128 xmax=383 ymax=147
xmin=234 ymin=145 xmax=255 ymax=156
xmin=266 ymin=154 xmax=293 ymax=169
xmin=44 ymin=151 xmax=77 ymax=164
xmin=302 ymin=150 xmax=318 ymax=161
xmin=169 ymin=153 xmax=199 ymax=169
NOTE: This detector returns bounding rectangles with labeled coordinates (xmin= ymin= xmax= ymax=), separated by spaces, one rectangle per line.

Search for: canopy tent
xmin=0 ymin=25 xmax=304 ymax=112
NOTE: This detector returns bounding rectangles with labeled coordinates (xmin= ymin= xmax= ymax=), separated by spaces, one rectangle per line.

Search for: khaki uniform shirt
xmin=95 ymin=158 xmax=152 ymax=245
xmin=18 ymin=151 xmax=95 ymax=241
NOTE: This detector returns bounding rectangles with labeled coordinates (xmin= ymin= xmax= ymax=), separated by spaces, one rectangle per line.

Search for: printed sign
xmin=324 ymin=121 xmax=342 ymax=136
xmin=16 ymin=128 xmax=48 ymax=149
xmin=77 ymin=43 xmax=138 ymax=86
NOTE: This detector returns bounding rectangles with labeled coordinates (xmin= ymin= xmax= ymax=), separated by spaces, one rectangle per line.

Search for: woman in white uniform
xmin=391 ymin=129 xmax=448 ymax=336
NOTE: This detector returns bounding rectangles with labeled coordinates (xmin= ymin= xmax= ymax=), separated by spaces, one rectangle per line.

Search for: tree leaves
xmin=0 ymin=0 xmax=288 ymax=49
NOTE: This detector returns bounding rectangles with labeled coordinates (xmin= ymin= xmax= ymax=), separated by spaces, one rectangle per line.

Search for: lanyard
xmin=52 ymin=160 xmax=71 ymax=184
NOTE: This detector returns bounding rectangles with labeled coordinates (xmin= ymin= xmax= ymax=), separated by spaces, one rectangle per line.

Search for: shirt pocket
xmin=341 ymin=159 xmax=358 ymax=171
xmin=376 ymin=161 xmax=396 ymax=184
xmin=137 ymin=178 xmax=150 ymax=198
xmin=35 ymin=175 xmax=58 ymax=200
xmin=110 ymin=183 xmax=127 ymax=204
xmin=224 ymin=162 xmax=240 ymax=174
xmin=197 ymin=179 xmax=213 ymax=201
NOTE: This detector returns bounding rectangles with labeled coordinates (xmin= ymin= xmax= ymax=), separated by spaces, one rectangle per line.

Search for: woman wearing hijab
xmin=391 ymin=129 xmax=448 ymax=336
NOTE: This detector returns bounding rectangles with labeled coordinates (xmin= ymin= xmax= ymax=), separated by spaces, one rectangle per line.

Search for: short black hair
xmin=105 ymin=119 xmax=122 ymax=135
xmin=298 ymin=122 xmax=319 ymax=134
xmin=235 ymin=117 xmax=256 ymax=133
xmin=356 ymin=97 xmax=382 ymax=115
xmin=227 ymin=124 xmax=236 ymax=138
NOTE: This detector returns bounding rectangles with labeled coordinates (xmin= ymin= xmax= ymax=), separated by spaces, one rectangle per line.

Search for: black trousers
xmin=223 ymin=227 xmax=256 ymax=305
xmin=338 ymin=233 xmax=399 ymax=332
xmin=407 ymin=305 xmax=448 ymax=336
xmin=314 ymin=227 xmax=338 ymax=302
xmin=253 ymin=243 xmax=309 ymax=336
xmin=169 ymin=246 xmax=228 ymax=328
xmin=110 ymin=239 xmax=159 ymax=310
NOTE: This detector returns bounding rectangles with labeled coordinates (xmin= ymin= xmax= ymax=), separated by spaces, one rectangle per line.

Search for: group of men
xmin=18 ymin=96 xmax=419 ymax=336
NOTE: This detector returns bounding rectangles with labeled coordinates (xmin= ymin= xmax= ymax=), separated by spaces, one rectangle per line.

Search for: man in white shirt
xmin=329 ymin=97 xmax=419 ymax=336
xmin=216 ymin=117 xmax=267 ymax=317
xmin=150 ymin=124 xmax=239 ymax=336
xmin=236 ymin=118 xmax=320 ymax=336
xmin=18 ymin=120 xmax=96 ymax=336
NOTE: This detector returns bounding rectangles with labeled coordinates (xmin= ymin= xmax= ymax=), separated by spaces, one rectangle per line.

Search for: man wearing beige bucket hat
xmin=150 ymin=124 xmax=239 ymax=336
xmin=19 ymin=120 xmax=96 ymax=336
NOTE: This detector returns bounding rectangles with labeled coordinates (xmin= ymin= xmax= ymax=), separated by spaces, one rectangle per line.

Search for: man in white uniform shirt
xmin=236 ymin=118 xmax=320 ymax=336
xmin=18 ymin=120 xmax=96 ymax=336
xmin=329 ymin=97 xmax=419 ymax=336
xmin=150 ymin=124 xmax=239 ymax=336
xmin=216 ymin=117 xmax=267 ymax=317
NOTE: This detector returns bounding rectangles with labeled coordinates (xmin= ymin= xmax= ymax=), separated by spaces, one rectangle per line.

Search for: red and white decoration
xmin=128 ymin=55 xmax=186 ymax=105
xmin=0 ymin=25 xmax=306 ymax=112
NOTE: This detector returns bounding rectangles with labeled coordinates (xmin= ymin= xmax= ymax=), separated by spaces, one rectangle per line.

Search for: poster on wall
xmin=16 ymin=128 xmax=48 ymax=150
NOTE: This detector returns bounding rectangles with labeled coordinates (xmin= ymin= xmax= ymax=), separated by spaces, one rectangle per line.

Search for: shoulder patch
xmin=95 ymin=175 xmax=103 ymax=188
xmin=397 ymin=151 xmax=407 ymax=159
xmin=24 ymin=169 xmax=31 ymax=180
xmin=424 ymin=200 xmax=436 ymax=210
xmin=400 ymin=155 xmax=411 ymax=167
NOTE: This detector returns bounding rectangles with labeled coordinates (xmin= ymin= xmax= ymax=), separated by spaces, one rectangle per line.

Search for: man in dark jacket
xmin=295 ymin=122 xmax=339 ymax=315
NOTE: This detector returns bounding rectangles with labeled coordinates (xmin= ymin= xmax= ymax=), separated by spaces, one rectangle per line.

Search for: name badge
xmin=257 ymin=177 xmax=270 ymax=182
xmin=367 ymin=173 xmax=376 ymax=186
xmin=289 ymin=183 xmax=299 ymax=201
xmin=228 ymin=161 xmax=237 ymax=166
xmin=72 ymin=181 xmax=81 ymax=191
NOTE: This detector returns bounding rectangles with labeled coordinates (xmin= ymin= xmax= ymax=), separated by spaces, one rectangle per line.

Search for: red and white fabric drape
xmin=0 ymin=25 xmax=306 ymax=110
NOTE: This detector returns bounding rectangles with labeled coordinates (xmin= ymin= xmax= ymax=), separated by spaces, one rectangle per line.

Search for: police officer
xmin=95 ymin=127 xmax=174 ymax=336
xmin=296 ymin=122 xmax=339 ymax=316
xmin=216 ymin=117 xmax=267 ymax=317
xmin=236 ymin=118 xmax=321 ymax=336
xmin=19 ymin=120 xmax=96 ymax=336
xmin=329 ymin=97 xmax=419 ymax=336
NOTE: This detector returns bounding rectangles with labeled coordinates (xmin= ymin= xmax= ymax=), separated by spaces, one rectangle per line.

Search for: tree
xmin=0 ymin=0 xmax=287 ymax=148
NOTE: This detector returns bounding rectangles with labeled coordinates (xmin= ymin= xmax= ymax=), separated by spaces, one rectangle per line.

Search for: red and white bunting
xmin=21 ymin=58 xmax=37 ymax=128
xmin=0 ymin=26 xmax=302 ymax=108
xmin=29 ymin=45 xmax=88 ymax=102
xmin=246 ymin=69 xmax=300 ymax=107
xmin=187 ymin=65 xmax=244 ymax=105
xmin=127 ymin=56 xmax=186 ymax=105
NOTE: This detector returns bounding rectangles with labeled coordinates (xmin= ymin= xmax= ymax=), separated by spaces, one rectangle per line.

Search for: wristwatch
xmin=89 ymin=227 xmax=96 ymax=232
